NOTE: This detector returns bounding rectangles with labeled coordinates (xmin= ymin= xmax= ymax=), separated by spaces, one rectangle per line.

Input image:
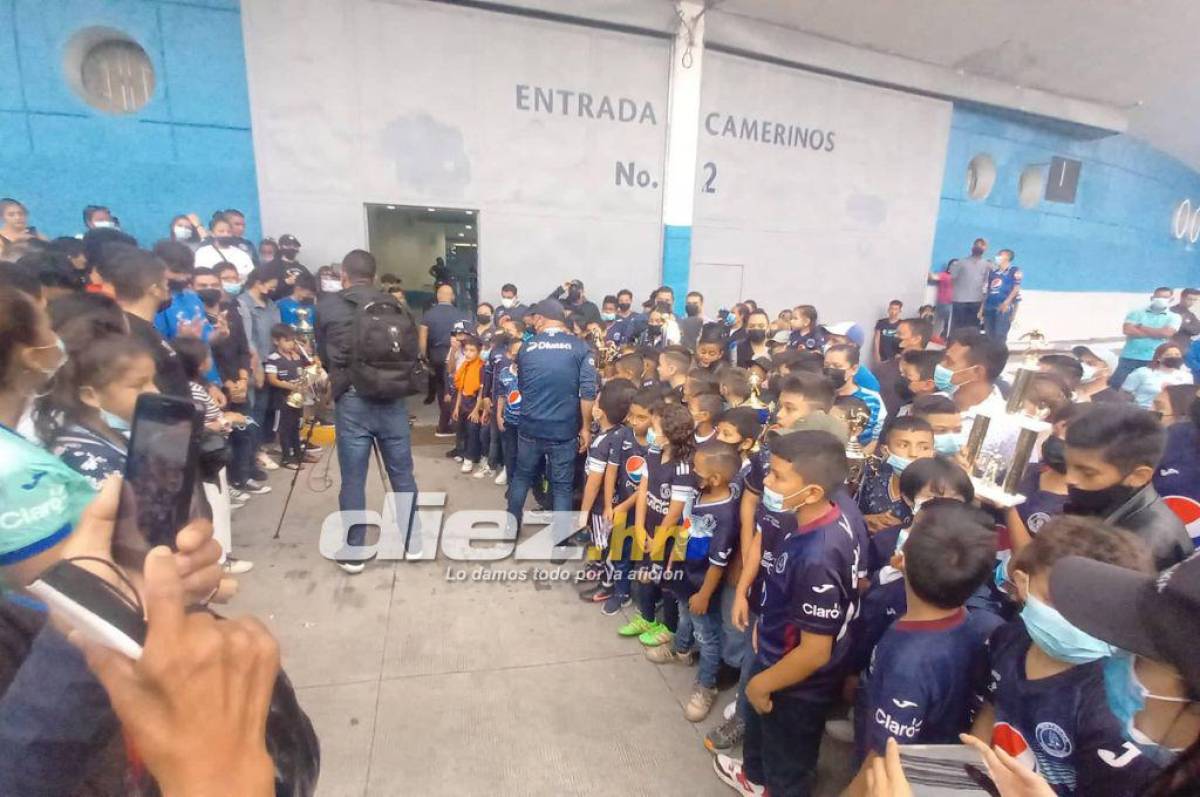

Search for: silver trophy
xmin=961 ymin=368 xmax=1049 ymax=508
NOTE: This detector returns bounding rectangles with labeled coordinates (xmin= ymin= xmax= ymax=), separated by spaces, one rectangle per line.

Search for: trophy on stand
xmin=292 ymin=305 xmax=316 ymax=350
xmin=960 ymin=368 xmax=1049 ymax=508
xmin=747 ymin=372 xmax=774 ymax=425
xmin=841 ymin=403 xmax=872 ymax=492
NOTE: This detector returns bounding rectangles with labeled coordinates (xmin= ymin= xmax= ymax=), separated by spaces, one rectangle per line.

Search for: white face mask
xmin=500 ymin=297 xmax=516 ymax=309
xmin=92 ymin=219 xmax=115 ymax=229
xmin=320 ymin=278 xmax=342 ymax=293
xmin=173 ymin=225 xmax=193 ymax=240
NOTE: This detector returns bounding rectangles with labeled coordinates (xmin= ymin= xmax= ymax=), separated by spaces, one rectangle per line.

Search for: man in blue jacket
xmin=505 ymin=300 xmax=598 ymax=535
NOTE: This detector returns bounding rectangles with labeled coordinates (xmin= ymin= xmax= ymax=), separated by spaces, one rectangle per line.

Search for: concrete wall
xmin=240 ymin=0 xmax=671 ymax=304
xmin=0 ymin=0 xmax=260 ymax=245
xmin=690 ymin=51 xmax=951 ymax=331
xmin=933 ymin=106 xmax=1200 ymax=341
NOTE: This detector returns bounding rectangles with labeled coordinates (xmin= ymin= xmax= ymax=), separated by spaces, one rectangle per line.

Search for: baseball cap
xmin=824 ymin=321 xmax=866 ymax=348
xmin=451 ymin=320 xmax=470 ymax=334
xmin=1051 ymin=553 xmax=1200 ymax=693
xmin=1071 ymin=345 xmax=1119 ymax=373
xmin=528 ymin=299 xmax=566 ymax=323
xmin=278 ymin=234 xmax=301 ymax=249
xmin=771 ymin=330 xmax=791 ymax=346
xmin=568 ymin=279 xmax=584 ymax=290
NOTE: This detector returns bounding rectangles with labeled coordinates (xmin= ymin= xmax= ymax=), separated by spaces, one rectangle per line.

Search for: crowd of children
xmin=433 ymin=287 xmax=1200 ymax=796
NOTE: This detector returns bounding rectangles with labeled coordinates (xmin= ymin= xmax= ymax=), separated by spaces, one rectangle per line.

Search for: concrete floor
xmin=227 ymin=402 xmax=852 ymax=796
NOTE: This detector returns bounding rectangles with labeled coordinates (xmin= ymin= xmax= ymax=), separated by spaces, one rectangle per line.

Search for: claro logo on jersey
xmin=0 ymin=483 xmax=68 ymax=530
xmin=802 ymin=602 xmax=840 ymax=619
xmin=874 ymin=708 xmax=922 ymax=739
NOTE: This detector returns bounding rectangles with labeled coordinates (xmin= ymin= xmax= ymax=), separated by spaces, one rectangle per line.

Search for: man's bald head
xmin=436 ymin=283 xmax=455 ymax=303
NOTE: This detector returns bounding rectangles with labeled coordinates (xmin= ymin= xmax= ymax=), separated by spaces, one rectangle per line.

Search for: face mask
xmin=222 ymin=282 xmax=243 ymax=296
xmin=971 ymin=245 xmax=985 ymax=256
xmin=1041 ymin=436 xmax=1068 ymax=474
xmin=477 ymin=314 xmax=492 ymax=326
xmin=522 ymin=330 xmax=534 ymax=344
xmin=886 ymin=452 xmax=912 ymax=474
xmin=100 ymin=409 xmax=131 ymax=433
xmin=685 ymin=303 xmax=701 ymax=318
xmin=173 ymin=225 xmax=193 ymax=240
xmin=1105 ymin=652 xmax=1193 ymax=737
xmin=645 ymin=427 xmax=659 ymax=447
xmin=1066 ymin=482 xmax=1138 ymax=516
xmin=31 ymin=337 xmax=68 ymax=378
xmin=501 ymin=297 xmax=516 ymax=309
xmin=824 ymin=366 xmax=849 ymax=390
xmin=895 ymin=376 xmax=916 ymax=403
xmin=617 ymin=301 xmax=631 ymax=313
xmin=934 ymin=432 xmax=962 ymax=456
xmin=934 ymin=363 xmax=964 ymax=394
xmin=601 ymin=312 xmax=616 ymax=322
xmin=1150 ymin=297 xmax=1171 ymax=312
xmin=747 ymin=329 xmax=767 ymax=343
xmin=281 ymin=247 xmax=299 ymax=260
xmin=647 ymin=324 xmax=663 ymax=336
xmin=1162 ymin=356 xmax=1184 ymax=369
xmin=320 ymin=278 xmax=342 ymax=293
xmin=196 ymin=288 xmax=222 ymax=306
xmin=92 ymin=219 xmax=115 ymax=229
xmin=567 ymin=288 xmax=582 ymax=303
xmin=1021 ymin=593 xmax=1115 ymax=663
xmin=762 ymin=485 xmax=810 ymax=513
xmin=167 ymin=278 xmax=190 ymax=294
xmin=1079 ymin=362 xmax=1097 ymax=382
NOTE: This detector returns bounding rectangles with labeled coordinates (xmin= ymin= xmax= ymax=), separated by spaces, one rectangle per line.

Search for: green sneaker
xmin=638 ymin=622 xmax=674 ymax=647
xmin=618 ymin=613 xmax=655 ymax=637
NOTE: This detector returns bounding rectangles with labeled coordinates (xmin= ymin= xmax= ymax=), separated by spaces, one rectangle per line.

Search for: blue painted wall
xmin=932 ymin=106 xmax=1200 ymax=293
xmin=0 ymin=0 xmax=259 ymax=245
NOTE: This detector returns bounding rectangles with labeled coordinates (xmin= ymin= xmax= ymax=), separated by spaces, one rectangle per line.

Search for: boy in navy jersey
xmin=689 ymin=392 xmax=722 ymax=443
xmin=974 ymin=515 xmax=1162 ymax=796
xmin=602 ymin=386 xmax=659 ymax=615
xmin=852 ymin=501 xmax=996 ymax=764
xmin=577 ymin=378 xmax=637 ymax=603
xmin=713 ymin=430 xmax=860 ymax=797
xmin=855 ymin=417 xmax=935 ymax=574
xmin=646 ymin=441 xmax=740 ymax=722
xmin=715 ymin=406 xmax=762 ymax=498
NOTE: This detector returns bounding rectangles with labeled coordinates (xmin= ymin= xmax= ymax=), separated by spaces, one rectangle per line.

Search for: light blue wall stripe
xmin=932 ymin=106 xmax=1200 ymax=293
xmin=662 ymin=224 xmax=692 ymax=312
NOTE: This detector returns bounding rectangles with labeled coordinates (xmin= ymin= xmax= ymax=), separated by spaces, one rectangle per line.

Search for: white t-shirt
xmin=194 ymin=242 xmax=255 ymax=279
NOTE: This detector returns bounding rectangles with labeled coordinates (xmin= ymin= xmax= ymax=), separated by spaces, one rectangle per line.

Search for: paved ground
xmin=227 ymin=402 xmax=853 ymax=796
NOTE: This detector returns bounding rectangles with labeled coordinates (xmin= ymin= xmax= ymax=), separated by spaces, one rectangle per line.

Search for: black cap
xmin=568 ymin=279 xmax=583 ymax=289
xmin=528 ymin=299 xmax=566 ymax=323
xmin=278 ymin=234 xmax=301 ymax=248
xmin=451 ymin=320 xmax=470 ymax=334
xmin=1051 ymin=553 xmax=1200 ymax=693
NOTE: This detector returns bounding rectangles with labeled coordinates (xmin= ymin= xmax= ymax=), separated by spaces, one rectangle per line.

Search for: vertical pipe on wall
xmin=660 ymin=1 xmax=705 ymax=312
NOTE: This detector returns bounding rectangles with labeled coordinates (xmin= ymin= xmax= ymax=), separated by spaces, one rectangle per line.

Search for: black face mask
xmin=477 ymin=314 xmax=492 ymax=326
xmin=167 ymin=278 xmax=190 ymax=294
xmin=1162 ymin=356 xmax=1184 ymax=369
xmin=567 ymin=288 xmax=582 ymax=303
xmin=895 ymin=375 xmax=916 ymax=403
xmin=197 ymin=288 xmax=223 ymax=307
xmin=1065 ymin=482 xmax=1139 ymax=517
xmin=971 ymin=245 xmax=985 ymax=256
xmin=685 ymin=303 xmax=701 ymax=318
xmin=747 ymin=329 xmax=767 ymax=343
xmin=215 ymin=236 xmax=238 ymax=247
xmin=824 ymin=366 xmax=847 ymax=390
xmin=617 ymin=301 xmax=631 ymax=313
xmin=280 ymin=247 xmax=299 ymax=261
xmin=1040 ymin=436 xmax=1067 ymax=474
xmin=646 ymin=324 xmax=663 ymax=336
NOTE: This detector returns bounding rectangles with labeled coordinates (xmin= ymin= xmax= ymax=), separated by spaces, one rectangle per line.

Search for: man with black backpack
xmin=316 ymin=249 xmax=424 ymax=574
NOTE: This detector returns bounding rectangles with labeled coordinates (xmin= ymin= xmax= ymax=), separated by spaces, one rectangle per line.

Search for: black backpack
xmin=347 ymin=293 xmax=426 ymax=400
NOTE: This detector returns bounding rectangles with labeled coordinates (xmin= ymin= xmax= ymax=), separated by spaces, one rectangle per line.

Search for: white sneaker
xmin=223 ymin=558 xmax=254 ymax=575
xmin=473 ymin=466 xmax=495 ymax=479
xmin=242 ymin=480 xmax=272 ymax=495
xmin=433 ymin=430 xmax=455 ymax=438
xmin=256 ymin=452 xmax=279 ymax=471
xmin=723 ymin=698 xmax=738 ymax=721
xmin=338 ymin=562 xmax=366 ymax=575
xmin=460 ymin=461 xmax=475 ymax=474
xmin=229 ymin=488 xmax=247 ymax=502
xmin=712 ymin=754 xmax=764 ymax=796
xmin=494 ymin=469 xmax=507 ymax=486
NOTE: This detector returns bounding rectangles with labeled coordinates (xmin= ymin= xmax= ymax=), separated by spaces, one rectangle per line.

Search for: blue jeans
xmin=250 ymin=386 xmax=272 ymax=449
xmin=334 ymin=390 xmax=418 ymax=550
xmin=505 ymin=433 xmax=575 ymax=532
xmin=720 ymin=584 xmax=749 ymax=669
xmin=983 ymin=306 xmax=1015 ymax=341
xmin=743 ymin=660 xmax=830 ymax=795
xmin=674 ymin=591 xmax=723 ymax=688
xmin=484 ymin=415 xmax=502 ymax=469
xmin=500 ymin=422 xmax=519 ymax=479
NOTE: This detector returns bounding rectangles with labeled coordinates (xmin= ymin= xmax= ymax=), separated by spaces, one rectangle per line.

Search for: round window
xmin=1018 ymin=165 xmax=1045 ymax=209
xmin=65 ymin=30 xmax=155 ymax=114
xmin=965 ymin=154 xmax=996 ymax=201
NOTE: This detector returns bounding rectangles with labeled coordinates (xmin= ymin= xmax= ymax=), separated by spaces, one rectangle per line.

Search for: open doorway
xmin=364 ymin=204 xmax=478 ymax=317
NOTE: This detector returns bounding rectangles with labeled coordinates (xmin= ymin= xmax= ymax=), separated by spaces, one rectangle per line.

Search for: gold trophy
xmin=960 ymin=368 xmax=1048 ymax=507
xmin=292 ymin=305 xmax=315 ymax=349
xmin=746 ymin=372 xmax=774 ymax=425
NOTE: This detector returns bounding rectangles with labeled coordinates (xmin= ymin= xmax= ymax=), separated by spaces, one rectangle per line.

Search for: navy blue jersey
xmin=856 ymin=459 xmax=913 ymax=574
xmin=671 ymin=492 xmax=738 ymax=597
xmin=610 ymin=426 xmax=650 ymax=505
xmin=515 ymin=327 xmax=598 ymax=442
xmin=586 ymin=425 xmax=622 ymax=478
xmin=743 ymin=446 xmax=770 ymax=495
xmin=985 ymin=622 xmax=1163 ymax=796
xmin=850 ymin=567 xmax=908 ymax=673
xmin=855 ymin=608 xmax=990 ymax=760
xmin=755 ymin=503 xmax=860 ymax=702
xmin=733 ymin=457 xmax=752 ymax=500
xmin=789 ymin=329 xmax=826 ymax=351
xmin=1154 ymin=421 xmax=1200 ymax=548
xmin=1015 ymin=469 xmax=1068 ymax=537
xmin=483 ymin=348 xmax=509 ymax=402
xmin=643 ymin=447 xmax=698 ymax=535
xmin=496 ymin=364 xmax=521 ymax=426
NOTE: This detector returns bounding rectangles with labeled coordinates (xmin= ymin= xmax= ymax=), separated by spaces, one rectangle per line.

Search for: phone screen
xmin=113 ymin=394 xmax=202 ymax=566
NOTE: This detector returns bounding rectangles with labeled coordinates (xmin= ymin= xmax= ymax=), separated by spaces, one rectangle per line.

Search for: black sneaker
xmin=600 ymin=591 xmax=632 ymax=616
xmin=590 ymin=584 xmax=615 ymax=604
xmin=705 ymin=715 xmax=746 ymax=752
xmin=577 ymin=582 xmax=604 ymax=601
